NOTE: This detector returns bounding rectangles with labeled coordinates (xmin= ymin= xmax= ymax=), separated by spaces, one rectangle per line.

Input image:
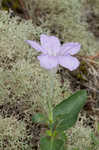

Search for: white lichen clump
xmin=23 ymin=0 xmax=99 ymax=55
xmin=67 ymin=114 xmax=93 ymax=150
xmin=0 ymin=10 xmax=70 ymax=107
xmin=0 ymin=115 xmax=26 ymax=149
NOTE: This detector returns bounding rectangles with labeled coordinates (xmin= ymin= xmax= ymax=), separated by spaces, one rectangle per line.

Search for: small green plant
xmin=26 ymin=34 xmax=87 ymax=150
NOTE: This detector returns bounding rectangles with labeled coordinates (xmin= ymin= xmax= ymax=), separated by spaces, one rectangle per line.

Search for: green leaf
xmin=32 ymin=113 xmax=48 ymax=124
xmin=54 ymin=112 xmax=78 ymax=131
xmin=40 ymin=136 xmax=65 ymax=150
xmin=53 ymin=90 xmax=87 ymax=131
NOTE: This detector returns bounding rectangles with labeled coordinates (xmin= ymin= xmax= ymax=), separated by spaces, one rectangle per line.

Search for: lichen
xmin=67 ymin=113 xmax=97 ymax=150
xmin=23 ymin=0 xmax=99 ymax=55
xmin=0 ymin=115 xmax=27 ymax=150
xmin=87 ymin=0 xmax=99 ymax=15
xmin=0 ymin=10 xmax=70 ymax=107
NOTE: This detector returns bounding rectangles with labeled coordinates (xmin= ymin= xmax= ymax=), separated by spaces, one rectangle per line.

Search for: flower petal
xmin=40 ymin=34 xmax=61 ymax=55
xmin=58 ymin=55 xmax=80 ymax=71
xmin=37 ymin=54 xmax=58 ymax=70
xmin=26 ymin=40 xmax=44 ymax=52
xmin=60 ymin=42 xmax=81 ymax=55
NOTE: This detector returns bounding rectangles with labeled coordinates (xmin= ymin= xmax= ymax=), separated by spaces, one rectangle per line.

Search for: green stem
xmin=48 ymin=69 xmax=56 ymax=124
xmin=50 ymin=135 xmax=54 ymax=150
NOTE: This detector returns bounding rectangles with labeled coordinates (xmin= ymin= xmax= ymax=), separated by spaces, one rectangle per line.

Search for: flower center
xmin=47 ymin=49 xmax=57 ymax=56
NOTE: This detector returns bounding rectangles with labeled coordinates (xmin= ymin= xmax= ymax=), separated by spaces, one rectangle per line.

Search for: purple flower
xmin=26 ymin=34 xmax=80 ymax=71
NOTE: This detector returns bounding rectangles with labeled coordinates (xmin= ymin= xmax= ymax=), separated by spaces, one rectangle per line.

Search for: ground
xmin=0 ymin=0 xmax=99 ymax=149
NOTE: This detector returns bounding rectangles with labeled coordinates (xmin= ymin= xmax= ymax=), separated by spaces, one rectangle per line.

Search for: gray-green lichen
xmin=87 ymin=0 xmax=99 ymax=15
xmin=24 ymin=0 xmax=99 ymax=55
xmin=67 ymin=113 xmax=99 ymax=150
xmin=0 ymin=115 xmax=27 ymax=150
xmin=0 ymin=10 xmax=70 ymax=108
